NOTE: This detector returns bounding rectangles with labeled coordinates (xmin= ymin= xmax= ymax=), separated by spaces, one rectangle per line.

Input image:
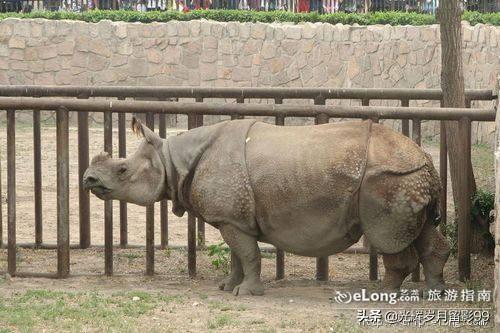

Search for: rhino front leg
xmin=219 ymin=223 xmax=264 ymax=296
xmin=219 ymin=253 xmax=243 ymax=292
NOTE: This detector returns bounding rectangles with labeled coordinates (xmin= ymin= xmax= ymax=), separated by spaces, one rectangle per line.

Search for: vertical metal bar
xmin=78 ymin=102 xmax=90 ymax=249
xmin=159 ymin=109 xmax=169 ymax=249
xmin=274 ymin=97 xmax=285 ymax=280
xmin=458 ymin=117 xmax=472 ymax=282
xmin=33 ymin=110 xmax=42 ymax=246
xmin=361 ymin=98 xmax=378 ymax=281
xmin=118 ymin=103 xmax=127 ymax=248
xmin=401 ymin=99 xmax=410 ymax=137
xmin=56 ymin=107 xmax=70 ymax=278
xmin=187 ymin=114 xmax=197 ymax=277
xmin=7 ymin=110 xmax=16 ymax=276
xmin=104 ymin=111 xmax=113 ymax=276
xmin=439 ymin=100 xmax=448 ymax=236
xmin=314 ymin=97 xmax=329 ymax=281
xmin=145 ymin=112 xmax=155 ymax=276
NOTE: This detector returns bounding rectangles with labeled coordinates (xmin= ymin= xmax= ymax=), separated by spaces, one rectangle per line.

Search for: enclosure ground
xmin=0 ymin=123 xmax=495 ymax=332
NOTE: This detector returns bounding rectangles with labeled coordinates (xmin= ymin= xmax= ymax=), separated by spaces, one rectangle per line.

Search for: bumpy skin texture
xmin=160 ymin=119 xmax=447 ymax=295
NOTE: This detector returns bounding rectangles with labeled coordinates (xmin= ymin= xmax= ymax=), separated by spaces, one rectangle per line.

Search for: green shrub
xmin=207 ymin=241 xmax=231 ymax=274
xmin=471 ymin=189 xmax=494 ymax=220
xmin=0 ymin=10 xmax=498 ymax=26
xmin=446 ymin=189 xmax=495 ymax=257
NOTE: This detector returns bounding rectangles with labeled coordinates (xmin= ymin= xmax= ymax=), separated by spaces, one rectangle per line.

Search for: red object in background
xmin=298 ymin=0 xmax=310 ymax=12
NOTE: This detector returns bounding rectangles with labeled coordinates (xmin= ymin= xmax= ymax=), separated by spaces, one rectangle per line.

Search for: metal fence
xmin=0 ymin=85 xmax=497 ymax=283
xmin=3 ymin=0 xmax=499 ymax=13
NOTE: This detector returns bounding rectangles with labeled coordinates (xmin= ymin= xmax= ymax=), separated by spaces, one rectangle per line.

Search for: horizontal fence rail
xmin=0 ymin=85 xmax=497 ymax=282
xmin=0 ymin=97 xmax=495 ymax=121
xmin=0 ymin=86 xmax=494 ymax=100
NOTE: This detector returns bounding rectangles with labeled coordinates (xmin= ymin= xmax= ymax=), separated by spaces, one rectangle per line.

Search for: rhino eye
xmin=118 ymin=166 xmax=127 ymax=175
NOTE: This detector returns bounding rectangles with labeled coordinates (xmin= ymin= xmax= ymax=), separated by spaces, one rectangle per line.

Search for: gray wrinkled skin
xmin=84 ymin=118 xmax=450 ymax=296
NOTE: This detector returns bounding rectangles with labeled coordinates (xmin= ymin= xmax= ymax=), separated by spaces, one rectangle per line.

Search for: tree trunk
xmin=438 ymin=1 xmax=477 ymax=209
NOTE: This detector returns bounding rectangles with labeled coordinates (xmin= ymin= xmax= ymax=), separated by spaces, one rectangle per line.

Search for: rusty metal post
xmin=118 ymin=108 xmax=127 ymax=248
xmin=439 ymin=99 xmax=448 ymax=236
xmin=458 ymin=116 xmax=472 ymax=281
xmin=78 ymin=107 xmax=90 ymax=249
xmin=194 ymin=97 xmax=205 ymax=248
xmin=104 ymin=111 xmax=113 ymax=276
xmin=56 ymin=107 xmax=70 ymax=278
xmin=159 ymin=110 xmax=168 ymax=249
xmin=314 ymin=97 xmax=330 ymax=281
xmin=33 ymin=110 xmax=42 ymax=246
xmin=274 ymin=98 xmax=285 ymax=280
xmin=401 ymin=99 xmax=410 ymax=137
xmin=145 ymin=112 xmax=155 ymax=276
xmin=7 ymin=110 xmax=16 ymax=276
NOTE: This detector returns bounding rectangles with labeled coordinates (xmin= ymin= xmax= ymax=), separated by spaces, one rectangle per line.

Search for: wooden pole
xmin=361 ymin=98 xmax=379 ymax=281
xmin=401 ymin=99 xmax=410 ymax=137
xmin=78 ymin=107 xmax=90 ymax=249
xmin=457 ymin=117 xmax=472 ymax=281
xmin=33 ymin=110 xmax=42 ymax=246
xmin=194 ymin=97 xmax=205 ymax=248
xmin=159 ymin=111 xmax=169 ymax=249
xmin=411 ymin=116 xmax=422 ymax=282
xmin=439 ymin=99 xmax=448 ymax=236
xmin=104 ymin=111 xmax=113 ymax=276
xmin=56 ymin=107 xmax=70 ymax=278
xmin=438 ymin=1 xmax=473 ymax=281
xmin=7 ymin=110 xmax=16 ymax=276
xmin=274 ymin=98 xmax=285 ymax=281
xmin=187 ymin=114 xmax=198 ymax=278
xmin=118 ymin=98 xmax=127 ymax=248
xmin=145 ymin=112 xmax=155 ymax=276
xmin=493 ymin=76 xmax=500 ymax=330
xmin=314 ymin=97 xmax=329 ymax=281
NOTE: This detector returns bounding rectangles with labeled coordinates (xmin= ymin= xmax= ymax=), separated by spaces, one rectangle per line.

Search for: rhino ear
xmin=131 ymin=117 xmax=162 ymax=149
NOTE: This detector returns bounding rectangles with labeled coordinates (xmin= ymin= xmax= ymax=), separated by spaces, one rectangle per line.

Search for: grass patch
xmin=0 ymin=10 xmax=498 ymax=26
xmin=207 ymin=314 xmax=237 ymax=329
xmin=0 ymin=289 xmax=181 ymax=332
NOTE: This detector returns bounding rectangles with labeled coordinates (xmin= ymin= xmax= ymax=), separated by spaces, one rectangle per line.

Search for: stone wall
xmin=0 ymin=18 xmax=498 ymax=143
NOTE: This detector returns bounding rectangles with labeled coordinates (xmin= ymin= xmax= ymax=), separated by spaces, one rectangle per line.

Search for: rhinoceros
xmin=83 ymin=118 xmax=450 ymax=296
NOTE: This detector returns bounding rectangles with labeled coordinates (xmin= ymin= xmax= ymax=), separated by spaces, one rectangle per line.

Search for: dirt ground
xmin=0 ymin=118 xmax=495 ymax=332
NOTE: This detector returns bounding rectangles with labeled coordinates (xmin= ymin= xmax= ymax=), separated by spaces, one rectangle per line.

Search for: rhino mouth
xmin=90 ymin=185 xmax=112 ymax=198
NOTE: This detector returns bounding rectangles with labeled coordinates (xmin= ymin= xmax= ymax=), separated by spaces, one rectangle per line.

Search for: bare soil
xmin=0 ymin=120 xmax=494 ymax=332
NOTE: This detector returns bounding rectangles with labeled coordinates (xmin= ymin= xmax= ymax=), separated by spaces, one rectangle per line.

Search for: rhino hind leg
xmin=219 ymin=253 xmax=244 ymax=292
xmin=218 ymin=223 xmax=264 ymax=296
xmin=382 ymin=245 xmax=419 ymax=291
xmin=413 ymin=222 xmax=450 ymax=291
